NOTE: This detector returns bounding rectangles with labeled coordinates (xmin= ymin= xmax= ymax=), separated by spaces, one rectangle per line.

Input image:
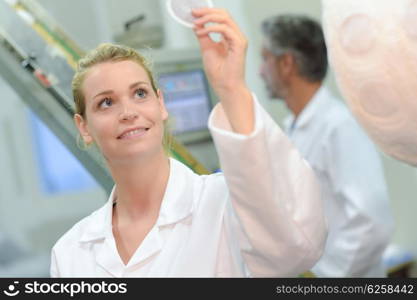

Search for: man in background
xmin=259 ymin=14 xmax=394 ymax=277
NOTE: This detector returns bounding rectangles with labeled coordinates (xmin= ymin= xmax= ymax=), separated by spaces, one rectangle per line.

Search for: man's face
xmin=260 ymin=46 xmax=289 ymax=101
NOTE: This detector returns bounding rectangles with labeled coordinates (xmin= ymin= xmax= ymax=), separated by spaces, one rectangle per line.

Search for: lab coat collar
xmin=79 ymin=157 xmax=195 ymax=243
xmin=284 ymin=86 xmax=332 ymax=133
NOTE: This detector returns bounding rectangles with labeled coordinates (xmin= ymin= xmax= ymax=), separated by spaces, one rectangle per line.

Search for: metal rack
xmin=0 ymin=0 xmax=209 ymax=194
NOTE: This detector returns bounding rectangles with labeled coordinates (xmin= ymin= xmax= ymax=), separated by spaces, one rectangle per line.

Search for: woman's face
xmin=75 ymin=60 xmax=168 ymax=164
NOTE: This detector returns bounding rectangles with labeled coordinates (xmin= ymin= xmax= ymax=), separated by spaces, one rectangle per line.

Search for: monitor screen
xmin=158 ymin=69 xmax=212 ymax=135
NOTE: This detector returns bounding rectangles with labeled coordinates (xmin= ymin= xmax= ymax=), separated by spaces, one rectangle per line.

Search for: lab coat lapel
xmin=90 ymin=194 xmax=164 ymax=274
xmin=95 ymin=237 xmax=125 ymax=277
xmin=87 ymin=190 xmax=125 ymax=277
xmin=169 ymin=177 xmax=227 ymax=277
xmin=146 ymin=158 xmax=197 ymax=276
xmin=81 ymin=158 xmax=196 ymax=276
xmin=156 ymin=158 xmax=194 ymax=225
xmin=125 ymin=226 xmax=163 ymax=269
xmin=125 ymin=158 xmax=195 ymax=269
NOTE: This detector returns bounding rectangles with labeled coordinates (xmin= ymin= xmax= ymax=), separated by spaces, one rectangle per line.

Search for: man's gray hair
xmin=262 ymin=14 xmax=328 ymax=82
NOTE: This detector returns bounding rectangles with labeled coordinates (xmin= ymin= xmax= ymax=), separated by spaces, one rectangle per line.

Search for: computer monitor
xmin=149 ymin=48 xmax=217 ymax=144
xmin=158 ymin=69 xmax=212 ymax=135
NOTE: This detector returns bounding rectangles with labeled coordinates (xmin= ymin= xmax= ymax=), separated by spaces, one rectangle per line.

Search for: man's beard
xmin=268 ymin=80 xmax=288 ymax=101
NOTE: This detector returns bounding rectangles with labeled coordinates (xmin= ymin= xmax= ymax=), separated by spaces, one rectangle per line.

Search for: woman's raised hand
xmin=192 ymin=8 xmax=248 ymax=95
xmin=192 ymin=8 xmax=254 ymax=135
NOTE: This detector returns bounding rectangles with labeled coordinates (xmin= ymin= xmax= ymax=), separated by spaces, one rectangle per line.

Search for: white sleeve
xmin=208 ymin=94 xmax=327 ymax=277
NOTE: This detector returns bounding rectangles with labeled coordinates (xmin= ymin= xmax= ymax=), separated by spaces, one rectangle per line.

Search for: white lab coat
xmin=50 ymin=95 xmax=326 ymax=277
xmin=284 ymin=87 xmax=394 ymax=277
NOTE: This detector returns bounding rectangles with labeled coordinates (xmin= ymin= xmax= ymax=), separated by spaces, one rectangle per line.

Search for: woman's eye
xmin=99 ymin=98 xmax=113 ymax=109
xmin=135 ymin=88 xmax=147 ymax=99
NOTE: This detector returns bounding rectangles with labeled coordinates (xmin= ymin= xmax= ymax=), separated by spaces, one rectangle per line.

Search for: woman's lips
xmin=118 ymin=128 xmax=149 ymax=140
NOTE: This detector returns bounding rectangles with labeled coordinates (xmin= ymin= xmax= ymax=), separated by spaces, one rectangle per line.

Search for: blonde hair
xmin=72 ymin=43 xmax=172 ymax=151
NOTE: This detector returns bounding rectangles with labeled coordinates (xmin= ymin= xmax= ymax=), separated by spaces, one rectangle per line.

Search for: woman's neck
xmin=108 ymin=150 xmax=170 ymax=222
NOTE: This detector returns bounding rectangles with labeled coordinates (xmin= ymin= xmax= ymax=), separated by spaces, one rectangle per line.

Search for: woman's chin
xmin=106 ymin=144 xmax=163 ymax=165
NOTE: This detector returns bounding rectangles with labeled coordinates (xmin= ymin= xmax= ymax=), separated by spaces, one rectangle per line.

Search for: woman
xmin=50 ymin=8 xmax=326 ymax=277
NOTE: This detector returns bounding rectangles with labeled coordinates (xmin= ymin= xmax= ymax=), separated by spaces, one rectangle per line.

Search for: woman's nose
xmin=119 ymin=102 xmax=138 ymax=121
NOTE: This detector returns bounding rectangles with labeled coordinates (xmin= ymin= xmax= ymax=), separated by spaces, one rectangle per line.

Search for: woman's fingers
xmin=192 ymin=8 xmax=243 ymax=36
xmin=194 ymin=24 xmax=245 ymax=47
xmin=192 ymin=9 xmax=247 ymax=49
xmin=192 ymin=7 xmax=248 ymax=95
xmin=192 ymin=7 xmax=229 ymax=18
xmin=193 ymin=12 xmax=239 ymax=32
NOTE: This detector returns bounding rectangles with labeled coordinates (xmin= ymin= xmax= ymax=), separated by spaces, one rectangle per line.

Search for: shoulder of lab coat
xmin=208 ymin=93 xmax=327 ymax=277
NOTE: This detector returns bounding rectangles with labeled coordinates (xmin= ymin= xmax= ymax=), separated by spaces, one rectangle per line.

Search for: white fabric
xmin=284 ymin=87 xmax=394 ymax=277
xmin=322 ymin=0 xmax=417 ymax=166
xmin=50 ymin=94 xmax=326 ymax=277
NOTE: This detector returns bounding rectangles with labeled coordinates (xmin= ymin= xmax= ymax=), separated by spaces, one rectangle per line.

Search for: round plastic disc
xmin=166 ymin=0 xmax=214 ymax=28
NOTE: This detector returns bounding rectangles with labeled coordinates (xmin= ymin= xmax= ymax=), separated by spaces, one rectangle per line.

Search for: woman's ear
xmin=74 ymin=114 xmax=93 ymax=145
xmin=157 ymin=89 xmax=169 ymax=121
